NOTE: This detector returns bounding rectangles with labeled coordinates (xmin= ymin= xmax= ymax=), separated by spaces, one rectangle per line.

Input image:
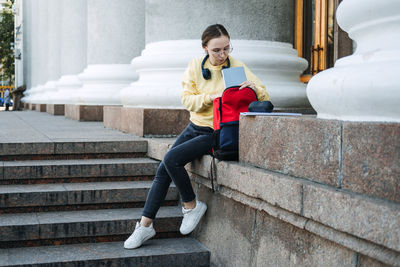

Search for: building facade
xmin=13 ymin=0 xmax=400 ymax=266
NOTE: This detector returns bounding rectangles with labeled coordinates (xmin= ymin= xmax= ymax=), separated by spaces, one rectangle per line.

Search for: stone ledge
xmin=304 ymin=220 xmax=399 ymax=266
xmin=46 ymin=104 xmax=65 ymax=116
xmin=239 ymin=115 xmax=400 ymax=203
xmin=239 ymin=115 xmax=341 ymax=187
xmin=121 ymin=107 xmax=189 ymax=137
xmin=0 ymin=143 xmax=54 ymax=156
xmin=0 ymin=181 xmax=178 ymax=208
xmin=145 ymin=137 xmax=175 ymax=160
xmin=35 ymin=104 xmax=46 ymax=112
xmin=103 ymin=106 xmax=122 ymax=130
xmin=53 ymin=140 xmax=147 ymax=155
xmin=0 ymin=206 xmax=182 ymax=242
xmin=2 ymin=158 xmax=159 ymax=180
xmin=191 ymin=173 xmax=400 ymax=266
xmin=65 ymin=104 xmax=103 ymax=121
xmin=303 ymin=183 xmax=400 ymax=252
xmin=342 ymin=122 xmax=400 ymax=203
xmin=187 ymin=156 xmax=400 ymax=253
xmin=190 ymin=157 xmax=303 ymax=215
xmin=0 ymin=238 xmax=210 ymax=266
xmin=145 ymin=137 xmax=400 ymax=264
xmin=99 ymin=106 xmax=191 ymax=137
xmin=0 ymin=140 xmax=147 ymax=157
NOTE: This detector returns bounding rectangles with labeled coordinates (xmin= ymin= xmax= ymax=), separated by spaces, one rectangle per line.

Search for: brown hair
xmin=201 ymin=24 xmax=230 ymax=47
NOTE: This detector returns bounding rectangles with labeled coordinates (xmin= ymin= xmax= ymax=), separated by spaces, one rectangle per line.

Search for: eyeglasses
xmin=208 ymin=45 xmax=233 ymax=56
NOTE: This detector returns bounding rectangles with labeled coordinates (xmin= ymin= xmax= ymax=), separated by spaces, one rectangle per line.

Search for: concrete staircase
xmin=0 ymin=139 xmax=210 ymax=266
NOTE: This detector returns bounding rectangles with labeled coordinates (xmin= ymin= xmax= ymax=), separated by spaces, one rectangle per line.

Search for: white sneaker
xmin=124 ymin=222 xmax=156 ymax=249
xmin=180 ymin=200 xmax=207 ymax=235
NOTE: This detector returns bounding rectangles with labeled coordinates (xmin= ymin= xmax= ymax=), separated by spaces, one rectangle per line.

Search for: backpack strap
xmin=209 ymin=156 xmax=217 ymax=192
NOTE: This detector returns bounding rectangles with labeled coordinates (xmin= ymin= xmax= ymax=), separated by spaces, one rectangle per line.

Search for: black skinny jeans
xmin=142 ymin=122 xmax=214 ymax=219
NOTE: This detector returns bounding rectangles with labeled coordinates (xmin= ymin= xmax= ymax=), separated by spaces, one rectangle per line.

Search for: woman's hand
xmin=239 ymin=80 xmax=256 ymax=90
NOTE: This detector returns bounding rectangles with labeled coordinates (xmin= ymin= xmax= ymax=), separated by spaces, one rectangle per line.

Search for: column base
xmin=35 ymin=104 xmax=46 ymax=112
xmin=46 ymin=104 xmax=65 ymax=116
xmin=65 ymin=104 xmax=104 ymax=121
xmin=103 ymin=106 xmax=123 ymax=130
xmin=118 ymin=107 xmax=189 ymax=137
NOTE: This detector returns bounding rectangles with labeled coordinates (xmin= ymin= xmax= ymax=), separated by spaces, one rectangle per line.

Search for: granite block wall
xmin=146 ymin=115 xmax=400 ymax=266
xmin=193 ymin=184 xmax=359 ymax=267
xmin=239 ymin=115 xmax=400 ymax=203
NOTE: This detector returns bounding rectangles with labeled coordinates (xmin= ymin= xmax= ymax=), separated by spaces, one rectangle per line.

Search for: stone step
xmin=0 ymin=158 xmax=159 ymax=184
xmin=0 ymin=206 xmax=183 ymax=248
xmin=0 ymin=238 xmax=210 ymax=267
xmin=0 ymin=181 xmax=178 ymax=213
xmin=0 ymin=140 xmax=148 ymax=161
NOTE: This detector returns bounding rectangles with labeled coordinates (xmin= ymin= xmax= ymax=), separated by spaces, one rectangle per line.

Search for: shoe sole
xmin=180 ymin=203 xmax=207 ymax=235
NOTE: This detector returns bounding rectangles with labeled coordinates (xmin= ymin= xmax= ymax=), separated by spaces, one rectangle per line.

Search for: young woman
xmin=124 ymin=24 xmax=270 ymax=249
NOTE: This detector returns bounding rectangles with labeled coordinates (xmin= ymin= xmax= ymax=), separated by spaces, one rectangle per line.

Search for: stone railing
xmin=144 ymin=115 xmax=399 ymax=266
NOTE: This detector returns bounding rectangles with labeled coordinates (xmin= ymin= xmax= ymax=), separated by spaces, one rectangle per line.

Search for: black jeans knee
xmin=142 ymin=122 xmax=213 ymax=219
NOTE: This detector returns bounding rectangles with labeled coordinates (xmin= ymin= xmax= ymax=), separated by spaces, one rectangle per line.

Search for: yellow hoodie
xmin=181 ymin=55 xmax=270 ymax=128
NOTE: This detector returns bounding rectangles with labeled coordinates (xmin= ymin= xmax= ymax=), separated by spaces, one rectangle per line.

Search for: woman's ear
xmin=202 ymin=46 xmax=208 ymax=54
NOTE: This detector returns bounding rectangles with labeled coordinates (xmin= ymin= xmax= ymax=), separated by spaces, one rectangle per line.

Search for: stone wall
xmin=193 ymin=185 xmax=360 ymax=266
xmin=145 ymin=115 xmax=399 ymax=266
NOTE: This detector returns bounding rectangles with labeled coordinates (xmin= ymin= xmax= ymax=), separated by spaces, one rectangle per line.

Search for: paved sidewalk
xmin=0 ymin=110 xmax=141 ymax=143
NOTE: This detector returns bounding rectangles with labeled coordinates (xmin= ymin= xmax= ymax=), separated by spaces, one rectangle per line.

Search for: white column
xmin=35 ymin=0 xmax=48 ymax=86
xmin=121 ymin=0 xmax=307 ymax=110
xmin=59 ymin=0 xmax=86 ymax=76
xmin=36 ymin=0 xmax=62 ymax=104
xmin=22 ymin=85 xmax=39 ymax=103
xmin=24 ymin=84 xmax=45 ymax=104
xmin=27 ymin=0 xmax=61 ymax=104
xmin=52 ymin=0 xmax=87 ymax=105
xmin=21 ymin=0 xmax=34 ymax=103
xmin=121 ymin=40 xmax=307 ymax=109
xmin=46 ymin=0 xmax=61 ymax=81
xmin=76 ymin=0 xmax=144 ymax=106
xmin=22 ymin=0 xmax=32 ymax=91
xmin=23 ymin=0 xmax=60 ymax=104
xmin=306 ymin=0 xmax=400 ymax=122
xmin=121 ymin=41 xmax=203 ymax=108
xmin=40 ymin=81 xmax=57 ymax=104
xmin=77 ymin=64 xmax=137 ymax=105
xmin=24 ymin=0 xmax=47 ymax=103
xmin=233 ymin=40 xmax=308 ymax=110
xmin=53 ymin=75 xmax=82 ymax=104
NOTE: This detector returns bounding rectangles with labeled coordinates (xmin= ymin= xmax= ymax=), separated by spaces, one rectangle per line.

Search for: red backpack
xmin=212 ymin=86 xmax=258 ymax=161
